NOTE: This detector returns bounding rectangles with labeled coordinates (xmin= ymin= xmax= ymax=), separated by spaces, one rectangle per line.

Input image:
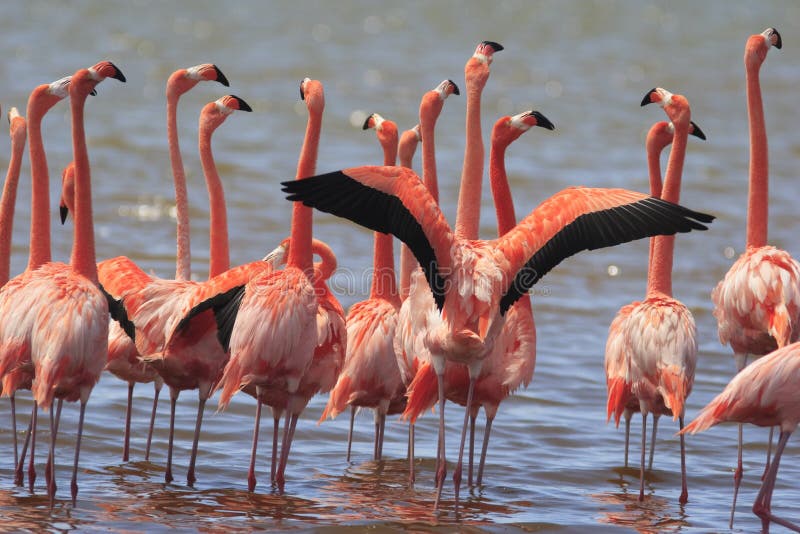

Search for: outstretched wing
xmin=282 ymin=165 xmax=454 ymax=310
xmin=497 ymin=187 xmax=714 ymax=314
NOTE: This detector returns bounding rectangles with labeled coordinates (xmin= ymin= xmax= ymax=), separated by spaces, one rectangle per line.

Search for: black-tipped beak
xmin=231 ymin=95 xmax=252 ymax=112
xmin=689 ymin=121 xmax=707 ymax=141
xmin=531 ymin=111 xmax=555 ymax=131
xmin=109 ymin=62 xmax=126 ymax=82
xmin=641 ymin=88 xmax=657 ymax=106
xmin=772 ymin=28 xmax=783 ymax=49
xmin=90 ymin=89 xmax=97 ymax=96
xmin=449 ymin=79 xmax=460 ymax=96
xmin=362 ymin=114 xmax=374 ymax=130
xmin=482 ymin=41 xmax=504 ymax=52
xmin=60 ymin=205 xmax=69 ymax=224
xmin=300 ymin=80 xmax=305 ymax=101
xmin=214 ymin=65 xmax=230 ymax=87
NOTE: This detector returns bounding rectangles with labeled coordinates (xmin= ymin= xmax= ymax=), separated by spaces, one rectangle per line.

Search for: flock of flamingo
xmin=0 ymin=25 xmax=796 ymax=531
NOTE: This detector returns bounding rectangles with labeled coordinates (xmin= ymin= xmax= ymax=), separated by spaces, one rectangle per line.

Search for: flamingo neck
xmin=25 ymin=95 xmax=52 ymax=271
xmin=167 ymin=92 xmax=191 ymax=281
xmin=745 ymin=62 xmax=768 ymax=248
xmin=398 ymin=145 xmax=416 ymax=301
xmin=69 ymin=92 xmax=98 ymax=282
xmin=648 ymin=122 xmax=688 ymax=298
xmin=645 ymin=136 xmax=666 ymax=289
xmin=370 ymin=232 xmax=398 ymax=304
xmin=419 ymin=110 xmax=439 ymax=204
xmin=489 ymin=142 xmax=516 ymax=236
xmin=287 ymin=111 xmax=322 ymax=271
xmin=455 ymin=85 xmax=484 ymax=240
xmin=199 ymin=127 xmax=229 ymax=278
xmin=0 ymin=127 xmax=25 ymax=284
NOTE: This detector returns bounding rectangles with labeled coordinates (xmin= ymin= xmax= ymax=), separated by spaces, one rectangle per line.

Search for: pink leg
xmin=11 ymin=394 xmax=18 ymax=469
xmin=165 ymin=388 xmax=179 ymax=484
xmin=186 ymin=396 xmax=207 ymax=487
xmin=467 ymin=412 xmax=476 ymax=486
xmin=475 ymin=414 xmax=494 ymax=486
xmin=762 ymin=426 xmax=775 ymax=481
xmin=731 ymin=422 xmax=744 ymax=528
xmin=679 ymin=415 xmax=688 ymax=505
xmin=15 ymin=406 xmax=33 ymax=486
xmin=122 ymin=382 xmax=134 ymax=462
xmin=433 ymin=368 xmax=447 ymax=511
xmin=408 ymin=422 xmax=415 ymax=484
xmin=648 ymin=414 xmax=659 ymax=471
xmin=623 ymin=411 xmax=632 ymax=468
xmin=270 ymin=414 xmax=280 ymax=484
xmin=753 ymin=431 xmax=798 ymax=532
xmin=27 ymin=401 xmax=37 ymax=492
xmin=346 ymin=406 xmax=355 ymax=462
xmin=145 ymin=381 xmax=161 ymax=462
xmin=248 ymin=388 xmax=264 ymax=492
xmin=70 ymin=401 xmax=87 ymax=505
xmin=276 ymin=412 xmax=299 ymax=489
xmin=45 ymin=400 xmax=63 ymax=487
xmin=452 ymin=375 xmax=476 ymax=511
xmin=47 ymin=406 xmax=57 ymax=504
xmin=376 ymin=412 xmax=386 ymax=461
xmin=638 ymin=413 xmax=647 ymax=501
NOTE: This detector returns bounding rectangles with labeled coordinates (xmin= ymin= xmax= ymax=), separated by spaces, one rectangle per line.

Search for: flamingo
xmin=613 ymin=87 xmax=701 ymax=505
xmin=96 ymin=64 xmax=230 ymax=463
xmin=0 ymin=107 xmax=27 ymax=469
xmin=681 ymin=342 xmax=800 ymax=532
xmin=605 ymin=118 xmax=705 ymax=470
xmin=109 ymin=94 xmax=251 ymax=486
xmin=319 ymin=112 xmax=405 ymax=462
xmin=392 ymin=79 xmax=459 ymax=483
xmin=11 ymin=60 xmax=125 ymax=503
xmin=0 ymin=74 xmax=70 ymax=490
xmin=709 ymin=27 xmax=800 ymax=525
xmin=207 ymin=78 xmax=340 ymax=490
xmin=397 ymin=124 xmax=421 ymax=302
xmin=402 ymin=109 xmax=554 ymax=492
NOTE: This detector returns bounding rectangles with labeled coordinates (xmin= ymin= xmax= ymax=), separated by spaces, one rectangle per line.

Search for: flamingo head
xmin=300 ymin=77 xmax=325 ymax=115
xmin=491 ymin=110 xmax=555 ymax=148
xmin=167 ymin=63 xmax=229 ymax=98
xmin=641 ymin=87 xmax=691 ymax=129
xmin=466 ymin=40 xmax=503 ymax=89
xmin=363 ymin=113 xmax=399 ymax=163
xmin=199 ymin=95 xmax=252 ymax=135
xmin=745 ymin=27 xmax=781 ymax=69
xmin=8 ymin=107 xmax=26 ymax=148
xmin=398 ymin=125 xmax=421 ymax=167
xmin=59 ymin=162 xmax=76 ymax=224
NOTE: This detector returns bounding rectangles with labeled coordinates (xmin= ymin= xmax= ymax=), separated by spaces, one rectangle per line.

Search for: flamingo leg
xmin=731 ymin=353 xmax=748 ymax=528
xmin=408 ymin=422 xmax=415 ymax=484
xmin=247 ymin=388 xmax=263 ymax=492
xmin=11 ymin=394 xmax=18 ymax=469
xmin=27 ymin=401 xmax=37 ymax=492
xmin=45 ymin=399 xmax=62 ymax=496
xmin=433 ymin=363 xmax=447 ymax=511
xmin=452 ymin=374 xmax=476 ymax=511
xmin=753 ymin=431 xmax=798 ymax=533
xmin=15 ymin=407 xmax=33 ymax=486
xmin=346 ymin=406 xmax=355 ymax=462
xmin=122 ymin=382 xmax=134 ymax=462
xmin=186 ymin=396 xmax=207 ymax=487
xmin=467 ymin=412 xmax=476 ymax=486
xmin=373 ymin=413 xmax=379 ymax=461
xmin=762 ymin=426 xmax=775 ymax=480
xmin=165 ymin=387 xmax=179 ymax=484
xmin=376 ymin=411 xmax=386 ymax=461
xmin=144 ymin=380 xmax=162 ymax=462
xmin=623 ymin=410 xmax=632 ymax=468
xmin=70 ymin=401 xmax=87 ymax=504
xmin=270 ymin=413 xmax=280 ymax=484
xmin=638 ymin=412 xmax=647 ymax=501
xmin=476 ymin=414 xmax=494 ymax=487
xmin=648 ymin=414 xmax=660 ymax=471
xmin=679 ymin=415 xmax=688 ymax=505
xmin=276 ymin=411 xmax=299 ymax=489
xmin=47 ymin=406 xmax=57 ymax=503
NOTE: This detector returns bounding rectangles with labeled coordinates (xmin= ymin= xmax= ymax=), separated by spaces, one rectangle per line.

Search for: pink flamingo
xmin=393 ymin=79 xmax=459 ymax=483
xmin=682 ymin=342 xmax=800 ymax=532
xmin=615 ymin=87 xmax=701 ymax=504
xmin=319 ymin=112 xmax=405 ymax=462
xmin=397 ymin=124 xmax=421 ymax=302
xmin=605 ymin=119 xmax=705 ymax=470
xmin=0 ymin=107 xmax=27 ymax=469
xmin=96 ymin=63 xmax=230 ymax=463
xmin=0 ymin=75 xmax=70 ymax=489
xmin=115 ymin=94 xmax=250 ymax=485
xmin=403 ymin=109 xmax=554 ymax=491
xmin=210 ymin=78 xmax=340 ymax=490
xmin=16 ymin=61 xmax=125 ymax=503
xmin=709 ymin=27 xmax=800 ymax=524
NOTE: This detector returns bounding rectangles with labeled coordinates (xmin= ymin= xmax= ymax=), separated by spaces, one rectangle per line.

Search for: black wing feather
xmin=174 ymin=285 xmax=246 ymax=353
xmin=499 ymin=197 xmax=714 ymax=315
xmin=99 ymin=283 xmax=136 ymax=342
xmin=282 ymin=171 xmax=446 ymax=309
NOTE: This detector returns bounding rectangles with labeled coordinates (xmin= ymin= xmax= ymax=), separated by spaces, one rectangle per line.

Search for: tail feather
xmin=319 ymin=374 xmax=353 ymax=423
xmin=606 ymin=377 xmax=630 ymax=427
xmin=216 ymin=360 xmax=246 ymax=410
xmin=31 ymin=356 xmax=69 ymax=411
xmin=771 ymin=305 xmax=791 ymax=348
xmin=660 ymin=366 xmax=689 ymax=420
xmin=681 ymin=399 xmax=730 ymax=435
xmin=402 ymin=361 xmax=438 ymax=423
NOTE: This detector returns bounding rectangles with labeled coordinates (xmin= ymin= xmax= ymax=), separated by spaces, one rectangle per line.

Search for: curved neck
xmin=199 ymin=127 xmax=229 ymax=278
xmin=455 ymin=85 xmax=484 ymax=239
xmin=0 ymin=127 xmax=25 ymax=284
xmin=167 ymin=92 xmax=192 ymax=280
xmin=648 ymin=122 xmax=688 ymax=298
xmin=489 ymin=142 xmax=516 ymax=236
xmin=69 ymin=91 xmax=98 ymax=282
xmin=26 ymin=97 xmax=52 ymax=270
xmin=287 ymin=111 xmax=322 ymax=271
xmin=746 ymin=62 xmax=768 ymax=248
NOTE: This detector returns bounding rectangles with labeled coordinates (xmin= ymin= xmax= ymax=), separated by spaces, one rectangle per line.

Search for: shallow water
xmin=1 ymin=1 xmax=800 ymax=531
